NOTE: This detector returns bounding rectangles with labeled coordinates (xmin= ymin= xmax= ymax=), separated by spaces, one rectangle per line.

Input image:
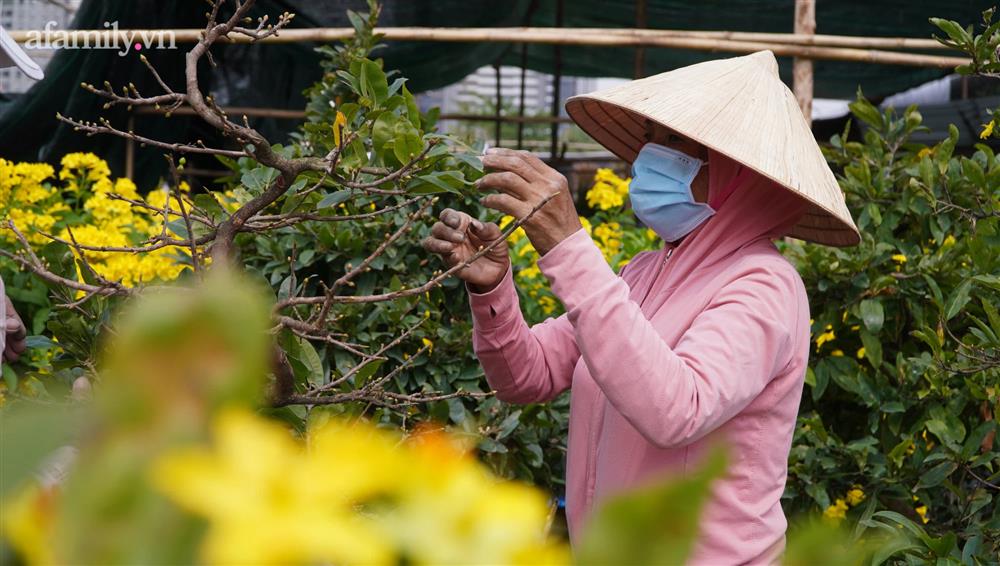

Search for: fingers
xmin=469 ymin=220 xmax=502 ymax=241
xmin=421 ymin=235 xmax=456 ymax=257
xmin=4 ymin=317 xmax=25 ymax=341
xmin=439 ymin=208 xmax=472 ymax=231
xmin=4 ymin=338 xmax=24 ymax=362
xmin=485 ymin=147 xmax=550 ymax=176
xmin=430 ymin=220 xmax=466 ymax=244
xmin=481 ymin=152 xmax=539 ymax=182
xmin=481 ymin=193 xmax=531 ymax=219
xmin=477 ymin=171 xmax=532 ymax=201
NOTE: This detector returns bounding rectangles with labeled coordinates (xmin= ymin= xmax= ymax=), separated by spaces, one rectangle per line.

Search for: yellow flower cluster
xmin=822 ymin=485 xmax=865 ymax=523
xmin=1 ymin=154 xmax=192 ymax=287
xmin=586 ymin=168 xmax=630 ymax=211
xmin=593 ymin=221 xmax=623 ymax=262
xmin=151 ymin=408 xmax=568 ymax=565
xmin=0 ymin=159 xmax=60 ymax=245
xmin=58 ymin=152 xmax=110 ymax=191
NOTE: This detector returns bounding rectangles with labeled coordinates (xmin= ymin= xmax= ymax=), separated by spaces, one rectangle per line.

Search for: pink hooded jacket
xmin=467 ymin=149 xmax=812 ymax=564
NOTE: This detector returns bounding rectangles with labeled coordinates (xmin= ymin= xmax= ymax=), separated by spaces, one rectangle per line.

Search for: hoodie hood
xmin=639 ymin=147 xmax=807 ymax=312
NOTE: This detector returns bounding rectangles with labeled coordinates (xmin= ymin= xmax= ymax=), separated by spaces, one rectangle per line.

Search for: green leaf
xmin=355 ymin=359 xmax=385 ymax=383
xmin=372 ymin=111 xmax=399 ymax=157
xmin=888 ymin=437 xmax=914 ymax=468
xmin=576 ymin=447 xmax=727 ymax=566
xmin=2 ymin=364 xmax=17 ymax=391
xmin=402 ymin=84 xmax=421 ymax=128
xmin=925 ymin=415 xmax=966 ymax=451
xmin=866 ymin=202 xmax=882 ymax=226
xmin=972 ymin=274 xmax=1000 ymax=292
xmin=410 ymin=171 xmax=463 ymax=195
xmin=944 ymin=278 xmax=972 ymax=321
xmin=336 ymin=70 xmax=360 ymax=93
xmin=918 ymin=155 xmax=936 ymax=188
xmin=387 ymin=77 xmax=407 ymax=98
xmin=916 ymin=460 xmax=957 ymax=489
xmin=241 ymin=166 xmax=280 ymax=195
xmin=1 ymin=405 xmax=82 ymax=496
xmin=859 ymin=330 xmax=883 ymax=369
xmin=961 ymin=421 xmax=996 ymax=461
xmin=922 ymin=274 xmax=944 ymax=310
xmin=392 ymin=119 xmax=424 ymax=164
xmin=859 ymin=299 xmax=885 ymax=332
xmin=929 ymin=17 xmax=973 ymax=48
xmin=478 ymin=437 xmax=508 ymax=453
xmin=982 ymin=297 xmax=1000 ymax=339
xmin=936 ymin=125 xmax=959 ymax=172
xmin=295 ymin=337 xmax=324 ymax=385
xmin=496 ymin=409 xmax=522 ymax=440
xmin=849 ymin=92 xmax=884 ymax=130
xmin=346 ymin=9 xmax=367 ymax=34
xmin=318 ymin=190 xmax=353 ymax=208
xmin=361 ymin=59 xmax=388 ymax=104
xmin=961 ymin=158 xmax=986 ymax=187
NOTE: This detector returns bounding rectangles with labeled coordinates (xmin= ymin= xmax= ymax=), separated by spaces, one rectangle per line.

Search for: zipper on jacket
xmin=638 ymin=246 xmax=673 ymax=307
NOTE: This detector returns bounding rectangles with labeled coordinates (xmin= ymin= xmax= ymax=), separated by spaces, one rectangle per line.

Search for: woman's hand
xmin=422 ymin=208 xmax=510 ymax=293
xmin=478 ymin=147 xmax=583 ymax=256
xmin=3 ymin=294 xmax=27 ymax=363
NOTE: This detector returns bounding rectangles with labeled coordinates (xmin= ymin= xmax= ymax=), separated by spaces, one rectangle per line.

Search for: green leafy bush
xmin=782 ymin=97 xmax=999 ymax=560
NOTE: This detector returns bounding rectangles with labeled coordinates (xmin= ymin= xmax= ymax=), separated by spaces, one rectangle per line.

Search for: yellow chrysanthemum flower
xmin=58 ymin=152 xmax=111 ymax=184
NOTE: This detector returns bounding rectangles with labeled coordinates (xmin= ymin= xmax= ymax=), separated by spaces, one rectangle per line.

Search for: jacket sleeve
xmin=0 ymin=276 xmax=5 ymax=355
xmin=536 ymin=228 xmax=797 ymax=449
xmin=468 ymin=264 xmax=580 ymax=404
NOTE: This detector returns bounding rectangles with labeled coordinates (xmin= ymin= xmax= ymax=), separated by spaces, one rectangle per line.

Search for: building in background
xmin=0 ymin=0 xmax=80 ymax=93
xmin=417 ymin=66 xmax=627 ymax=156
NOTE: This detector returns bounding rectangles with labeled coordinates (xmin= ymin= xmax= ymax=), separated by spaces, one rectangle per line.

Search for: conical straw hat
xmin=565 ymin=50 xmax=860 ymax=247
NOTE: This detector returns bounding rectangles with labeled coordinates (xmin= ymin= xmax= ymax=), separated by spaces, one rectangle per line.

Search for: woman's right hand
xmin=422 ymin=208 xmax=510 ymax=293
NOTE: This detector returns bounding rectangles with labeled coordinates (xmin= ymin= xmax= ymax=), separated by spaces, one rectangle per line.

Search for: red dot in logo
xmin=134 ymin=43 xmax=142 ymax=51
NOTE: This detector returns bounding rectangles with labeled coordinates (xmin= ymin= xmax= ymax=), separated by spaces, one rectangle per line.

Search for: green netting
xmin=0 ymin=0 xmax=992 ymax=186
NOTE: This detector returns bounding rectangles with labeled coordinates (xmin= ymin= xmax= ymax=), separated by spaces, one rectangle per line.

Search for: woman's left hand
xmin=477 ymin=147 xmax=583 ymax=256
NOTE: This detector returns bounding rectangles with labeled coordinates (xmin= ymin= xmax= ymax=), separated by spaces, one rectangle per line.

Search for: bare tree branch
xmin=1 ymin=221 xmax=131 ymax=298
xmin=56 ymin=113 xmax=246 ymax=158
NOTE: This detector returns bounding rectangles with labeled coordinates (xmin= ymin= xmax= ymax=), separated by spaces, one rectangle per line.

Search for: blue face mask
xmin=629 ymin=142 xmax=714 ymax=243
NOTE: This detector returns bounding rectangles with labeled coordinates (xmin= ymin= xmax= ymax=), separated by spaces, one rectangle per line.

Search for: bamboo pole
xmin=793 ymin=0 xmax=815 ymax=126
xmin=586 ymin=28 xmax=946 ymax=50
xmin=9 ymin=27 xmax=965 ymax=68
xmin=9 ymin=27 xmax=950 ymax=51
xmin=133 ymin=105 xmax=574 ymax=124
xmin=633 ymin=0 xmax=648 ymax=78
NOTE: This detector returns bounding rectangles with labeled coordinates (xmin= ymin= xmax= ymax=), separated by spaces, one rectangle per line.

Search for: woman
xmin=423 ymin=50 xmax=859 ymax=564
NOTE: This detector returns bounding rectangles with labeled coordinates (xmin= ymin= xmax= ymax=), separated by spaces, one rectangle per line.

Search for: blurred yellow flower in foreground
xmin=151 ymin=408 xmax=567 ymax=566
xmin=0 ymin=485 xmax=56 ymax=565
